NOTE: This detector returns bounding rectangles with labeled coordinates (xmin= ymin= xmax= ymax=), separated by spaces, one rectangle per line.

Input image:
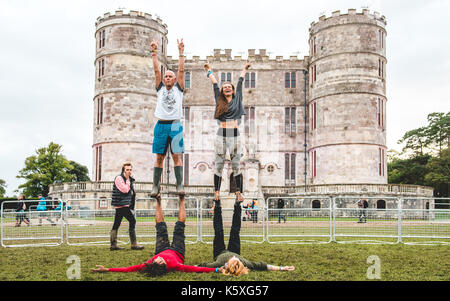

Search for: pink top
xmin=114 ymin=176 xmax=132 ymax=208
xmin=107 ymin=249 xmax=216 ymax=273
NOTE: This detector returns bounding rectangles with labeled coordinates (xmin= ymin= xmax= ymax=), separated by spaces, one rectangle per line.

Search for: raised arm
xmin=177 ymin=38 xmax=185 ymax=90
xmin=204 ymin=63 xmax=217 ymax=85
xmin=267 ymin=264 xmax=295 ymax=272
xmin=151 ymin=39 xmax=162 ymax=89
xmin=240 ymin=60 xmax=251 ymax=78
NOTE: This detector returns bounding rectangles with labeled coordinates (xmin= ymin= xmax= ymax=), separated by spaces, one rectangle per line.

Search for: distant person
xmin=36 ymin=194 xmax=56 ymax=226
xmin=250 ymin=199 xmax=259 ymax=223
xmin=357 ymin=198 xmax=368 ymax=223
xmin=15 ymin=194 xmax=30 ymax=227
xmin=277 ymin=198 xmax=286 ymax=223
xmin=110 ymin=162 xmax=144 ymax=251
xmin=54 ymin=200 xmax=71 ymax=223
xmin=91 ymin=194 xmax=220 ymax=276
xmin=198 ymin=198 xmax=295 ymax=276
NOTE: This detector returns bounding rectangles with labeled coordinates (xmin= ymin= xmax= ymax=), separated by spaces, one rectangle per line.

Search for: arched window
xmin=377 ymin=200 xmax=386 ymax=209
xmin=312 ymin=200 xmax=321 ymax=210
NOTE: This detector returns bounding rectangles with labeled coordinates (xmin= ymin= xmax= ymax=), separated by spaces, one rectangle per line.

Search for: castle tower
xmin=93 ymin=10 xmax=168 ymax=181
xmin=308 ymin=9 xmax=387 ymax=184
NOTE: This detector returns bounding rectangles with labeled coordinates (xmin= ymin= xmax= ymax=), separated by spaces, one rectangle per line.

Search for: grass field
xmin=1 ymin=241 xmax=449 ymax=281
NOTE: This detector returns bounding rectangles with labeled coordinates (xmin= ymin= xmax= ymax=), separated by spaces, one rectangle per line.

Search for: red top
xmin=108 ymin=249 xmax=216 ymax=273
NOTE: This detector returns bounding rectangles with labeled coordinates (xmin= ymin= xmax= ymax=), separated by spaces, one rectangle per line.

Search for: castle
xmin=49 ymin=9 xmax=433 ymax=209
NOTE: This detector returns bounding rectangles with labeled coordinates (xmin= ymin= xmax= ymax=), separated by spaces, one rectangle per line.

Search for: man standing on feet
xmin=110 ymin=162 xmax=144 ymax=251
xmin=150 ymin=38 xmax=186 ymax=197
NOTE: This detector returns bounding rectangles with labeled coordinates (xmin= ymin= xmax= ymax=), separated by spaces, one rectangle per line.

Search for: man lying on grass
xmin=91 ymin=194 xmax=222 ymax=276
xmin=197 ymin=197 xmax=295 ymax=276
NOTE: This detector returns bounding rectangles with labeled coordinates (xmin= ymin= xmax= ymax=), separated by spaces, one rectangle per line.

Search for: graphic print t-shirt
xmin=154 ymin=82 xmax=183 ymax=120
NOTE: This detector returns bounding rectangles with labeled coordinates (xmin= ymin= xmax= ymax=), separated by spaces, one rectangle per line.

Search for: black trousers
xmin=213 ymin=203 xmax=241 ymax=260
xmin=112 ymin=207 xmax=136 ymax=232
xmin=155 ymin=221 xmax=186 ymax=259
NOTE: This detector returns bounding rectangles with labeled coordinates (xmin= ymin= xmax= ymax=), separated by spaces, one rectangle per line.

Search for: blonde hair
xmin=222 ymin=259 xmax=249 ymax=277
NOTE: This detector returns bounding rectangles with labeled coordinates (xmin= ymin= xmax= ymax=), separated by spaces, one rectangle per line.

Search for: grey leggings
xmin=214 ymin=134 xmax=242 ymax=177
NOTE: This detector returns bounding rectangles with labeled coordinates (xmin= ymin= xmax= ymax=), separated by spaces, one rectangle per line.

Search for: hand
xmin=244 ymin=60 xmax=251 ymax=70
xmin=177 ymin=38 xmax=184 ymax=55
xmin=151 ymin=39 xmax=158 ymax=52
xmin=91 ymin=265 xmax=108 ymax=273
xmin=218 ymin=266 xmax=224 ymax=273
xmin=204 ymin=63 xmax=211 ymax=72
xmin=283 ymin=266 xmax=295 ymax=271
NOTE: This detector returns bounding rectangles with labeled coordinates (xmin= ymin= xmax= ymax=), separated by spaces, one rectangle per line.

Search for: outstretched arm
xmin=151 ymin=39 xmax=162 ymax=89
xmin=204 ymin=63 xmax=217 ymax=85
xmin=90 ymin=263 xmax=146 ymax=273
xmin=177 ymin=38 xmax=185 ymax=90
xmin=267 ymin=265 xmax=295 ymax=271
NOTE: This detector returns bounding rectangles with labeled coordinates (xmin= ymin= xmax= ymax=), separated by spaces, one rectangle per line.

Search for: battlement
xmin=310 ymin=8 xmax=386 ymax=29
xmin=95 ymin=9 xmax=168 ymax=29
xmin=168 ymin=48 xmax=307 ymax=64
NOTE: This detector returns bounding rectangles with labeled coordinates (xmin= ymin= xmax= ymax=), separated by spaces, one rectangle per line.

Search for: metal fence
xmin=266 ymin=196 xmax=332 ymax=244
xmin=199 ymin=197 xmax=266 ymax=244
xmin=1 ymin=196 xmax=449 ymax=247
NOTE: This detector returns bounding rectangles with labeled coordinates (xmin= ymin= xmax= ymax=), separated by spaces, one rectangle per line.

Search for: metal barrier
xmin=333 ymin=196 xmax=401 ymax=244
xmin=1 ymin=200 xmax=63 ymax=247
xmin=266 ymin=196 xmax=332 ymax=244
xmin=1 ymin=195 xmax=449 ymax=247
xmin=134 ymin=197 xmax=200 ymax=245
xmin=199 ymin=197 xmax=265 ymax=244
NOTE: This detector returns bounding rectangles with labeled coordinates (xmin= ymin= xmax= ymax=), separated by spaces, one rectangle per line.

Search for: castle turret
xmin=92 ymin=10 xmax=168 ymax=181
xmin=308 ymin=9 xmax=387 ymax=184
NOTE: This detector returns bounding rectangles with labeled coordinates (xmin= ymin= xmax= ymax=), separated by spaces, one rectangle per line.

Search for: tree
xmin=17 ymin=142 xmax=76 ymax=198
xmin=68 ymin=160 xmax=90 ymax=182
xmin=0 ymin=179 xmax=6 ymax=197
xmin=388 ymin=154 xmax=431 ymax=186
xmin=398 ymin=126 xmax=428 ymax=156
xmin=424 ymin=147 xmax=450 ymax=197
xmin=425 ymin=112 xmax=450 ymax=156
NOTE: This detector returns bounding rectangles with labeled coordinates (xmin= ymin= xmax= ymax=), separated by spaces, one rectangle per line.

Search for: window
xmin=98 ymin=58 xmax=105 ymax=80
xmin=245 ymin=72 xmax=256 ymax=88
xmin=310 ymin=65 xmax=317 ymax=84
xmin=99 ymin=30 xmax=106 ymax=49
xmin=99 ymin=197 xmax=108 ymax=209
xmin=310 ymin=102 xmax=317 ymax=130
xmin=377 ymin=199 xmax=386 ymax=209
xmin=378 ymin=59 xmax=384 ymax=78
xmin=313 ymin=37 xmax=317 ymax=55
xmin=95 ymin=145 xmax=102 ymax=181
xmin=379 ymin=30 xmax=384 ymax=49
xmin=97 ymin=97 xmax=104 ymax=125
xmin=185 ymin=72 xmax=191 ymax=89
xmin=379 ymin=148 xmax=385 ymax=176
xmin=161 ymin=37 xmax=165 ymax=55
xmin=377 ymin=98 xmax=384 ymax=129
xmin=285 ymin=72 xmax=296 ymax=88
xmin=312 ymin=200 xmax=321 ymax=210
xmin=245 ymin=106 xmax=255 ymax=134
xmin=285 ymin=153 xmax=296 ymax=185
xmin=267 ymin=165 xmax=274 ymax=173
xmin=285 ymin=107 xmax=296 ymax=135
xmin=221 ymin=72 xmax=231 ymax=85
xmin=311 ymin=150 xmax=317 ymax=178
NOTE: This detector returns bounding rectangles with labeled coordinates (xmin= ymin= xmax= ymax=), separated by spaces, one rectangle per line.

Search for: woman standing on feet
xmin=198 ymin=199 xmax=295 ymax=276
xmin=204 ymin=61 xmax=249 ymax=202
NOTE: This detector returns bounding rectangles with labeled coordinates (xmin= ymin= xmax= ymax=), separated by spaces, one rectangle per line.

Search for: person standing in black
xmin=277 ymin=198 xmax=286 ymax=223
xmin=15 ymin=194 xmax=31 ymax=227
xmin=110 ymin=162 xmax=144 ymax=251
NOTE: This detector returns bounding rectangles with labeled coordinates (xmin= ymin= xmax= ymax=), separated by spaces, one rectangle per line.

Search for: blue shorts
xmin=152 ymin=121 xmax=185 ymax=154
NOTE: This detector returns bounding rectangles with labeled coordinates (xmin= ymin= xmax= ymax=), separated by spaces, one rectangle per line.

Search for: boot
xmin=110 ymin=229 xmax=125 ymax=251
xmin=129 ymin=230 xmax=144 ymax=250
xmin=174 ymin=166 xmax=185 ymax=196
xmin=150 ymin=167 xmax=163 ymax=197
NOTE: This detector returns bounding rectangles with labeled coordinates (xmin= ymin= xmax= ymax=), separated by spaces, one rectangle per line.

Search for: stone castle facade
xmin=49 ymin=8 xmax=433 ymax=208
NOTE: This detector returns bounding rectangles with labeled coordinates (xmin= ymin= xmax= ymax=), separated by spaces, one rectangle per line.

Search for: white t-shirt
xmin=154 ymin=82 xmax=184 ymax=120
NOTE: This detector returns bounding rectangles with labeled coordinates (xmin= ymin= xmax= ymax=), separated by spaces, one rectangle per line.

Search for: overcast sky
xmin=0 ymin=0 xmax=449 ymax=196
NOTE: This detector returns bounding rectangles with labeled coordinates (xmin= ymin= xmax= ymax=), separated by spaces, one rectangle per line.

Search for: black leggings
xmin=112 ymin=207 xmax=136 ymax=232
xmin=213 ymin=203 xmax=241 ymax=260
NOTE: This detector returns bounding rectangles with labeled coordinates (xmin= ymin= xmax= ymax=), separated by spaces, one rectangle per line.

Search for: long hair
xmin=222 ymin=260 xmax=249 ymax=277
xmin=140 ymin=262 xmax=168 ymax=277
xmin=215 ymin=82 xmax=235 ymax=119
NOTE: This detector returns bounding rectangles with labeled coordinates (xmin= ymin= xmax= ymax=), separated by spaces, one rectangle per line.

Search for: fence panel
xmin=1 ymin=200 xmax=63 ymax=247
xmin=199 ymin=197 xmax=265 ymax=244
xmin=134 ymin=197 xmax=199 ymax=245
xmin=333 ymin=196 xmax=400 ymax=244
xmin=266 ymin=196 xmax=332 ymax=244
xmin=401 ymin=197 xmax=450 ymax=245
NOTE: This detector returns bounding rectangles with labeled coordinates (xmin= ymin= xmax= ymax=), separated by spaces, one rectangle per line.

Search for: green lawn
xmin=0 ymin=242 xmax=449 ymax=281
